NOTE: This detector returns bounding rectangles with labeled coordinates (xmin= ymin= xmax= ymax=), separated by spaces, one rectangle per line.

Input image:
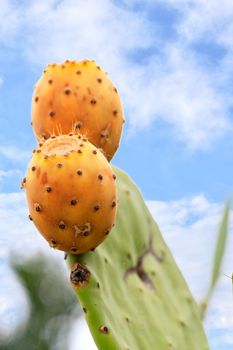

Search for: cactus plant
xmin=31 ymin=59 xmax=125 ymax=160
xmin=23 ymin=57 xmax=213 ymax=349
xmin=67 ymin=167 xmax=210 ymax=350
xmin=24 ymin=134 xmax=117 ymax=254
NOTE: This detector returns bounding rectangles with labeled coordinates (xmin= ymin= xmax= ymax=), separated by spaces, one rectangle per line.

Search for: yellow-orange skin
xmin=31 ymin=59 xmax=125 ymax=161
xmin=25 ymin=135 xmax=117 ymax=254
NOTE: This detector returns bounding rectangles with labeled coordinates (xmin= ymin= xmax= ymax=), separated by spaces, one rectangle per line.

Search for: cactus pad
xmin=67 ymin=167 xmax=210 ymax=350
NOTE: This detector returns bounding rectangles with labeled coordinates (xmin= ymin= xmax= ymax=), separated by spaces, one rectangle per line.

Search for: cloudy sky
xmin=0 ymin=0 xmax=232 ymax=349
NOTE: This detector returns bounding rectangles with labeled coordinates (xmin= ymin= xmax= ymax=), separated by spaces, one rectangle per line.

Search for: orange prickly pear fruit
xmin=24 ymin=134 xmax=117 ymax=254
xmin=31 ymin=59 xmax=125 ymax=161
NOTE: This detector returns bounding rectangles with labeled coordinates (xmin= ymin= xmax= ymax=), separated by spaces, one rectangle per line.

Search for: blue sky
xmin=0 ymin=1 xmax=232 ymax=349
xmin=0 ymin=1 xmax=233 ymax=201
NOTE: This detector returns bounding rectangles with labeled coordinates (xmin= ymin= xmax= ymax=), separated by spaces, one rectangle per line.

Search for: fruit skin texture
xmin=31 ymin=59 xmax=125 ymax=161
xmin=24 ymin=134 xmax=117 ymax=254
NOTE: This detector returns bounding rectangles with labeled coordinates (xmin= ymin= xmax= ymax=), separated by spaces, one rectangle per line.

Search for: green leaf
xmin=209 ymin=200 xmax=231 ymax=292
xmin=200 ymin=200 xmax=231 ymax=319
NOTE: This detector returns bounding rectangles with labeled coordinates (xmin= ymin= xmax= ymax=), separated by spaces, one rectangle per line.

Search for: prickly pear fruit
xmin=24 ymin=134 xmax=117 ymax=254
xmin=31 ymin=59 xmax=125 ymax=161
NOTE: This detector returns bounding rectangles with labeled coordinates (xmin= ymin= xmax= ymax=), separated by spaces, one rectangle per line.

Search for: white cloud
xmin=0 ymin=169 xmax=22 ymax=189
xmin=0 ymin=145 xmax=31 ymax=163
xmin=0 ymin=0 xmax=232 ymax=149
xmin=121 ymin=44 xmax=231 ymax=149
xmin=0 ymin=146 xmax=31 ymax=191
xmin=0 ymin=192 xmax=232 ymax=348
xmin=147 ymin=195 xmax=232 ymax=296
xmin=0 ymin=192 xmax=63 ymax=337
xmin=69 ymin=318 xmax=97 ymax=350
xmin=147 ymin=195 xmax=233 ymax=343
xmin=160 ymin=0 xmax=233 ymax=76
xmin=163 ymin=0 xmax=233 ymax=43
xmin=0 ymin=193 xmax=38 ymax=336
xmin=0 ymin=0 xmax=22 ymax=45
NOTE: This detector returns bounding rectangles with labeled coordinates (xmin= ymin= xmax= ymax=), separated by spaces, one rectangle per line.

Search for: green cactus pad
xmin=67 ymin=167 xmax=210 ymax=350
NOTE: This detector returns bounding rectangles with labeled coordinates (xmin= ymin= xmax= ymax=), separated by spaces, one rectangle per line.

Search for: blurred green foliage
xmin=0 ymin=253 xmax=80 ymax=350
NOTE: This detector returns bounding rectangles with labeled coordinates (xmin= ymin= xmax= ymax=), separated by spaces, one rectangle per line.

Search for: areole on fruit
xmin=31 ymin=59 xmax=125 ymax=161
xmin=24 ymin=134 xmax=117 ymax=254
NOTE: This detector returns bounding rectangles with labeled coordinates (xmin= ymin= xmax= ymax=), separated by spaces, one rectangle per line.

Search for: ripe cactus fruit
xmin=31 ymin=59 xmax=125 ymax=161
xmin=67 ymin=167 xmax=210 ymax=350
xmin=24 ymin=134 xmax=117 ymax=254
